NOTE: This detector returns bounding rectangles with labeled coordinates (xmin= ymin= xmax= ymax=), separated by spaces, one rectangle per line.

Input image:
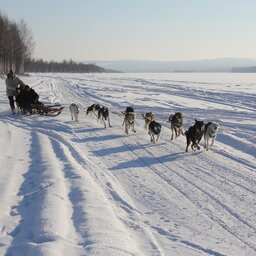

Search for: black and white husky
xmin=98 ymin=106 xmax=112 ymax=128
xmin=86 ymin=104 xmax=101 ymax=118
xmin=148 ymin=120 xmax=161 ymax=143
xmin=69 ymin=103 xmax=79 ymax=122
xmin=204 ymin=122 xmax=218 ymax=151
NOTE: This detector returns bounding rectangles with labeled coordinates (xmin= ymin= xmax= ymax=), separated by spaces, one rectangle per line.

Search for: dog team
xmin=69 ymin=103 xmax=219 ymax=152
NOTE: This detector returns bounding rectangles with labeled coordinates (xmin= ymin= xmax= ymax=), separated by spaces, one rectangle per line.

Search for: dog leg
xmin=146 ymin=120 xmax=150 ymax=131
xmin=177 ymin=128 xmax=181 ymax=137
xmin=93 ymin=111 xmax=98 ymax=118
xmin=185 ymin=138 xmax=191 ymax=152
xmin=149 ymin=132 xmax=152 ymax=142
xmin=150 ymin=132 xmax=155 ymax=143
xmin=204 ymin=135 xmax=207 ymax=150
xmin=171 ymin=127 xmax=174 ymax=140
xmin=191 ymin=144 xmax=196 ymax=151
xmin=210 ymin=138 xmax=215 ymax=148
xmin=174 ymin=128 xmax=178 ymax=138
xmin=194 ymin=142 xmax=200 ymax=150
xmin=205 ymin=139 xmax=209 ymax=151
xmin=125 ymin=122 xmax=128 ymax=134
xmin=132 ymin=124 xmax=136 ymax=133
xmin=99 ymin=117 xmax=106 ymax=128
xmin=108 ymin=117 xmax=112 ymax=128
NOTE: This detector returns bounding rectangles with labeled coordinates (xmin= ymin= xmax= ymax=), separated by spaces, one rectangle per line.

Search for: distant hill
xmin=86 ymin=58 xmax=256 ymax=73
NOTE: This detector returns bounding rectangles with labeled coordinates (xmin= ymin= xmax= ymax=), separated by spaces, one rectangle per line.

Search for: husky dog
xmin=86 ymin=104 xmax=101 ymax=118
xmin=204 ymin=122 xmax=218 ymax=151
xmin=15 ymin=84 xmax=26 ymax=114
xmin=141 ymin=112 xmax=156 ymax=130
xmin=122 ymin=106 xmax=136 ymax=134
xmin=185 ymin=119 xmax=205 ymax=152
xmin=69 ymin=103 xmax=79 ymax=122
xmin=168 ymin=112 xmax=184 ymax=140
xmin=98 ymin=106 xmax=112 ymax=128
xmin=148 ymin=120 xmax=161 ymax=143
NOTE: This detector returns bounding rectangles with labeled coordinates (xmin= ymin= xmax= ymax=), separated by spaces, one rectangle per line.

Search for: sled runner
xmin=32 ymin=104 xmax=64 ymax=116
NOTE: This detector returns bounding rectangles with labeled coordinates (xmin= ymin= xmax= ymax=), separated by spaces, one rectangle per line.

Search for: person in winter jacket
xmin=5 ymin=70 xmax=25 ymax=113
xmin=21 ymin=85 xmax=42 ymax=114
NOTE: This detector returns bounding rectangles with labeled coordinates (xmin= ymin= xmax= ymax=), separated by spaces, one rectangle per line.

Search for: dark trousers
xmin=8 ymin=96 xmax=15 ymax=109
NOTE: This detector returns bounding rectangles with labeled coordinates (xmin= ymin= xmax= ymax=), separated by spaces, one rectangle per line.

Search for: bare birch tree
xmin=0 ymin=12 xmax=34 ymax=74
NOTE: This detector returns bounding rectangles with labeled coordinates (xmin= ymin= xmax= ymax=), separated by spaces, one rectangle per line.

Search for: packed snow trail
xmin=0 ymin=73 xmax=255 ymax=256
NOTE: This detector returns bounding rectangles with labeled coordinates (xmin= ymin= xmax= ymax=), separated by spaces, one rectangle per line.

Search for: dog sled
xmin=31 ymin=103 xmax=64 ymax=116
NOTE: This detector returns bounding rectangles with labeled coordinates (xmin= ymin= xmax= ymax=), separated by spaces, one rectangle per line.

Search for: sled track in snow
xmin=119 ymin=138 xmax=256 ymax=253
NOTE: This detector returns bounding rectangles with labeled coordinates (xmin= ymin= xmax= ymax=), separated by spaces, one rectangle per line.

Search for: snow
xmin=0 ymin=72 xmax=255 ymax=256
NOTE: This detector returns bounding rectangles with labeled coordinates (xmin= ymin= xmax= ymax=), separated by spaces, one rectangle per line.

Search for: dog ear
xmin=195 ymin=119 xmax=197 ymax=122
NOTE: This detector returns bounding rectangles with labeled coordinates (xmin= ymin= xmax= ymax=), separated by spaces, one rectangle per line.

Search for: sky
xmin=1 ymin=0 xmax=256 ymax=62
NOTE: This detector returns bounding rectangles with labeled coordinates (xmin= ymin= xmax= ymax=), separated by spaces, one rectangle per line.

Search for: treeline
xmin=24 ymin=59 xmax=106 ymax=73
xmin=0 ymin=12 xmax=34 ymax=74
xmin=1 ymin=11 xmax=109 ymax=74
xmin=231 ymin=67 xmax=256 ymax=73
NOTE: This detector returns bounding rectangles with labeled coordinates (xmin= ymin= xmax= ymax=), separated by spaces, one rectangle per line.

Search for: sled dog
xmin=168 ymin=112 xmax=184 ymax=140
xmin=122 ymin=107 xmax=136 ymax=134
xmin=204 ymin=122 xmax=218 ymax=151
xmin=141 ymin=112 xmax=156 ymax=130
xmin=15 ymin=85 xmax=26 ymax=114
xmin=69 ymin=103 xmax=79 ymax=122
xmin=185 ymin=119 xmax=205 ymax=152
xmin=86 ymin=104 xmax=100 ymax=117
xmin=148 ymin=120 xmax=161 ymax=143
xmin=98 ymin=106 xmax=112 ymax=128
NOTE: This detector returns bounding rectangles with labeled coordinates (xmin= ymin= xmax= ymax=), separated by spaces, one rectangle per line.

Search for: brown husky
xmin=122 ymin=107 xmax=136 ymax=134
xmin=141 ymin=112 xmax=156 ymax=130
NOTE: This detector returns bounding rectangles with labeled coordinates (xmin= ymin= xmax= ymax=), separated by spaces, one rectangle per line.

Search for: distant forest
xmin=25 ymin=59 xmax=106 ymax=73
xmin=0 ymin=11 xmax=106 ymax=74
xmin=231 ymin=67 xmax=256 ymax=73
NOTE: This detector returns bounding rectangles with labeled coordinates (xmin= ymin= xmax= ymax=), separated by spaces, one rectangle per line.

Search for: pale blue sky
xmin=1 ymin=0 xmax=256 ymax=62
